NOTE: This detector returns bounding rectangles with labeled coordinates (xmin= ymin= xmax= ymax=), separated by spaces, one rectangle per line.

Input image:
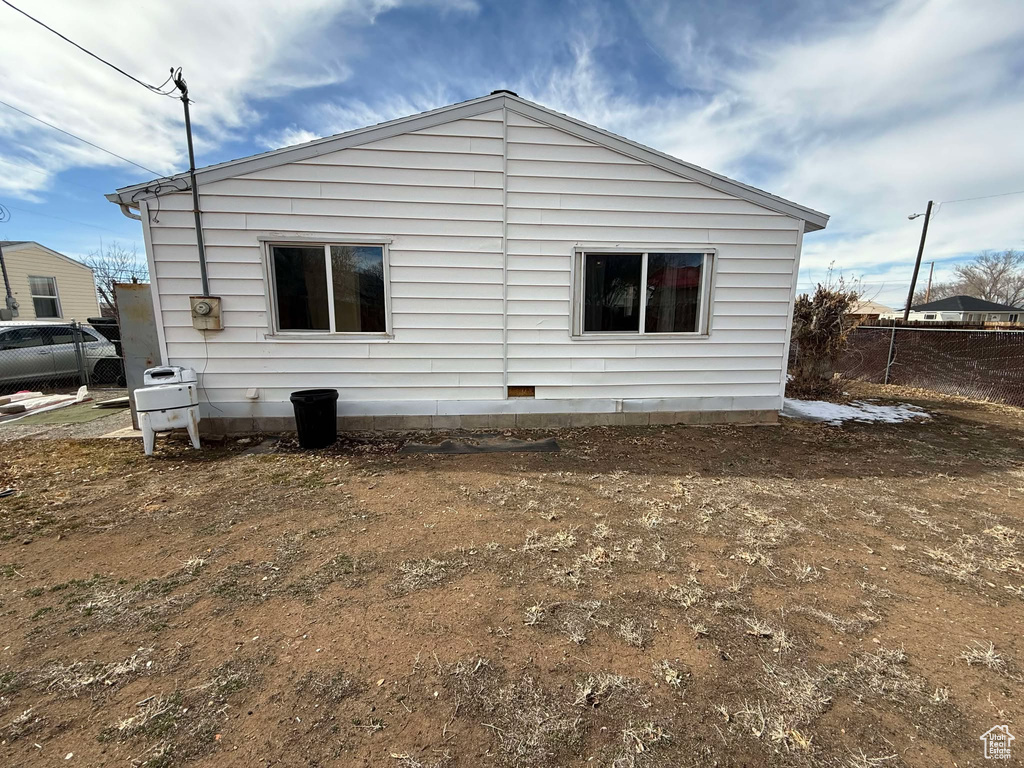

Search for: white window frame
xmin=28 ymin=275 xmax=62 ymax=319
xmin=571 ymin=247 xmax=715 ymax=339
xmin=260 ymin=236 xmax=393 ymax=340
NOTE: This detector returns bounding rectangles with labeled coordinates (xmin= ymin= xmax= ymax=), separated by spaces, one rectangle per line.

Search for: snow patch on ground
xmin=782 ymin=398 xmax=930 ymax=426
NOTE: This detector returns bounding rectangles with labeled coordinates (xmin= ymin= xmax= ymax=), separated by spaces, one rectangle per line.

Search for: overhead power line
xmin=940 ymin=189 xmax=1024 ymax=205
xmin=0 ymin=99 xmax=161 ymax=176
xmin=1 ymin=204 xmax=136 ymax=236
xmin=1 ymin=0 xmax=177 ymax=98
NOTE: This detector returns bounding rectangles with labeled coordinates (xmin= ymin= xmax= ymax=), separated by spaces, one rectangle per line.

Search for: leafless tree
xmin=82 ymin=241 xmax=149 ymax=316
xmin=954 ymin=250 xmax=1024 ymax=306
xmin=913 ymin=250 xmax=1024 ymax=307
xmin=912 ymin=281 xmax=959 ymax=305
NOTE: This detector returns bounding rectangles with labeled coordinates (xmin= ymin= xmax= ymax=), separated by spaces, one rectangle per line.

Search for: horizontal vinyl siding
xmin=504 ymin=111 xmax=797 ymax=403
xmin=2 ymin=246 xmax=100 ymax=322
xmin=147 ymin=112 xmax=507 ymax=406
xmin=145 ymin=106 xmax=799 ymax=415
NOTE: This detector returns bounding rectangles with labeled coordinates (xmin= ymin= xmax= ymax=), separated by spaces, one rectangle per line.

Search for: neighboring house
xmin=106 ymin=91 xmax=829 ymax=432
xmin=0 ymin=241 xmax=101 ymax=322
xmin=849 ymin=300 xmax=894 ymax=325
xmin=882 ymin=295 xmax=1022 ymax=323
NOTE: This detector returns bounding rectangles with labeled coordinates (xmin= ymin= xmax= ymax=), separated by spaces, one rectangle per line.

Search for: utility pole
xmin=171 ymin=67 xmax=210 ymax=297
xmin=924 ymin=261 xmax=935 ymax=302
xmin=903 ymin=200 xmax=934 ymax=321
xmin=0 ymin=205 xmax=18 ymax=319
xmin=0 ymin=240 xmax=15 ymax=318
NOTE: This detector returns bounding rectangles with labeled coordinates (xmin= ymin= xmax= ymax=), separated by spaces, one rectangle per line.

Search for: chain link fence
xmin=838 ymin=326 xmax=1024 ymax=407
xmin=0 ymin=320 xmax=125 ymax=395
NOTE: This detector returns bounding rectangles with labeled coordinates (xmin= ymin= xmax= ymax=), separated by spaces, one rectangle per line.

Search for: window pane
xmin=584 ymin=253 xmax=642 ymax=332
xmin=44 ymin=327 xmax=76 ymax=345
xmin=273 ymin=246 xmax=329 ymax=331
xmin=330 ymin=246 xmax=386 ymax=333
xmin=2 ymin=328 xmax=46 ymax=349
xmin=33 ymin=297 xmax=61 ymax=319
xmin=29 ymin=276 xmax=57 ymax=297
xmin=645 ymin=253 xmax=704 ymax=333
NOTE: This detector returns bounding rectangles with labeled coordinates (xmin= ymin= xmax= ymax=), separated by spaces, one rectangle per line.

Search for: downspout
xmin=118 ymin=203 xmax=142 ymax=221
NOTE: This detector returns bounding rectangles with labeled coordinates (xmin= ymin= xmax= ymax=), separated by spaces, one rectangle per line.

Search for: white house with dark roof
xmin=106 ymin=91 xmax=829 ymax=432
xmin=883 ymin=295 xmax=1021 ymax=323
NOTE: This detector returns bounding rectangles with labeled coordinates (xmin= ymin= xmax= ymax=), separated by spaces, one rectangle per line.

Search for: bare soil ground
xmin=1 ymin=382 xmax=1023 ymax=768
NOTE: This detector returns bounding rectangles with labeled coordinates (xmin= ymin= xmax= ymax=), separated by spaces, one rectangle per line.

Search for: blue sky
xmin=1 ymin=0 xmax=1023 ymax=307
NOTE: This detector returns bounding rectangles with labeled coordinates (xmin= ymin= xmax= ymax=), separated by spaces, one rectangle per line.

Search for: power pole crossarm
xmin=903 ymin=200 xmax=934 ymax=321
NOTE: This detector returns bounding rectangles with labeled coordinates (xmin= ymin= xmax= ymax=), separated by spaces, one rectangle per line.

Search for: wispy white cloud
xmin=258 ymin=127 xmax=321 ymax=149
xmin=0 ymin=0 xmax=477 ymax=197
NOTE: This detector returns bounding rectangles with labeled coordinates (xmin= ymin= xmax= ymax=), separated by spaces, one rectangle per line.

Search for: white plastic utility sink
xmin=134 ymin=366 xmax=201 ymax=456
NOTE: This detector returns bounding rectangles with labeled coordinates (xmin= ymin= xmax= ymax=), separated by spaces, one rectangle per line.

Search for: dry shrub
xmin=788 ymin=279 xmax=860 ymax=400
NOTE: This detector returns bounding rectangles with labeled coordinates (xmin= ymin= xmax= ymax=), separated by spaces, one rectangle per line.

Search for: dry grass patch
xmin=663 ymin=578 xmax=705 ymax=609
xmin=616 ymin=720 xmax=671 ymax=767
xmin=573 ymin=672 xmax=639 ymax=708
xmin=523 ymin=599 xmax=609 ymax=645
xmin=651 ymin=660 xmax=688 ymax=690
xmin=741 ymin=616 xmax=793 ymax=652
xmin=447 ymin=658 xmax=584 ymax=768
xmin=397 ymin=557 xmax=461 ymax=591
xmin=792 ymin=604 xmax=880 ymax=635
xmin=959 ymin=641 xmax=1006 ymax=671
xmin=523 ymin=527 xmax=579 ymax=552
xmin=617 ymin=618 xmax=651 ymax=649
xmin=34 ymin=648 xmax=153 ymax=697
xmin=98 ymin=657 xmax=263 ymax=766
xmin=295 ymin=667 xmax=361 ymax=702
xmin=850 ymin=647 xmax=922 ymax=702
xmin=1 ymin=705 xmax=45 ymax=745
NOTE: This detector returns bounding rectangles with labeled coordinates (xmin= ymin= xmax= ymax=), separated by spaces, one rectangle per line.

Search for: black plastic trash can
xmin=290 ymin=389 xmax=340 ymax=449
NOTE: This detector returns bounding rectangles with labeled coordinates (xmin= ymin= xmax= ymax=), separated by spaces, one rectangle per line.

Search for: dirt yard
xmin=1 ymin=383 xmax=1023 ymax=768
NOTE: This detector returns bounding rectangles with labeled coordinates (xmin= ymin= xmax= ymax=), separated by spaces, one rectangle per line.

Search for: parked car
xmin=0 ymin=321 xmax=125 ymax=388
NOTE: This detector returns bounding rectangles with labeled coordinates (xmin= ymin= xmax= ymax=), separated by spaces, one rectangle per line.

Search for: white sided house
xmin=107 ymin=91 xmax=828 ymax=432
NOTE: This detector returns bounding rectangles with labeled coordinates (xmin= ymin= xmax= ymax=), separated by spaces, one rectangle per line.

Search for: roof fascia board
xmin=108 ymin=94 xmax=508 ymax=204
xmin=504 ymin=97 xmax=828 ymax=232
xmin=2 ymin=241 xmax=94 ymax=272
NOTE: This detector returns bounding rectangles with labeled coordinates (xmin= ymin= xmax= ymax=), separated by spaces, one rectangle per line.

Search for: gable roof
xmin=106 ymin=92 xmax=829 ymax=232
xmin=850 ymin=299 xmax=894 ymax=315
xmin=0 ymin=241 xmax=94 ymax=272
xmin=912 ymin=295 xmax=1021 ymax=312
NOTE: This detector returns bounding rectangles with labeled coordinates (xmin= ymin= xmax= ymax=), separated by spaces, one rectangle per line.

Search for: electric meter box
xmin=190 ymin=295 xmax=222 ymax=330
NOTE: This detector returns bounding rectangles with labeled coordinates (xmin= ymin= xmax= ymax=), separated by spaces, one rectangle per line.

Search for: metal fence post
xmin=71 ymin=320 xmax=91 ymax=388
xmin=883 ymin=326 xmax=896 ymax=385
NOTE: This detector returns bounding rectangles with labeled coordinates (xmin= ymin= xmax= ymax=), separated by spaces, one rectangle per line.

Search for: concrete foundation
xmin=200 ymin=409 xmax=779 ymax=435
